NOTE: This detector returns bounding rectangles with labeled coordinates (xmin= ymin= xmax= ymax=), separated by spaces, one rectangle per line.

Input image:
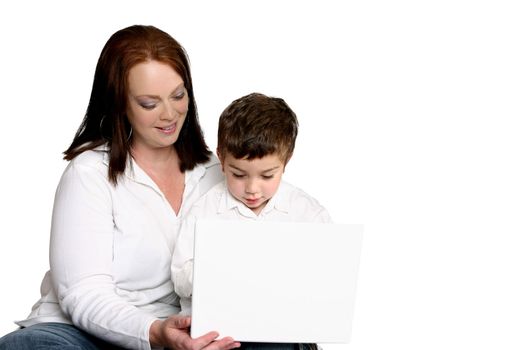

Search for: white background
xmin=1 ymin=1 xmax=524 ymax=349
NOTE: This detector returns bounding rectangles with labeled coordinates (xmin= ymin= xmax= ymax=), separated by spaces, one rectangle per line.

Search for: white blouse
xmin=16 ymin=148 xmax=222 ymax=350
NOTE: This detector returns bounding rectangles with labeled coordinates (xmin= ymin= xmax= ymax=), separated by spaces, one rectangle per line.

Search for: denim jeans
xmin=0 ymin=322 xmax=318 ymax=350
xmin=239 ymin=343 xmax=317 ymax=350
xmin=0 ymin=322 xmax=125 ymax=350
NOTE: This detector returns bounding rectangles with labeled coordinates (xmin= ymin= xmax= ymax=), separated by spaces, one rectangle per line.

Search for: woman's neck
xmin=131 ymin=144 xmax=185 ymax=215
xmin=131 ymin=144 xmax=180 ymax=175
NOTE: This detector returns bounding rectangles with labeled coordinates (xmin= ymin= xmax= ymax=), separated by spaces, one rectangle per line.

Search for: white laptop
xmin=189 ymin=220 xmax=364 ymax=344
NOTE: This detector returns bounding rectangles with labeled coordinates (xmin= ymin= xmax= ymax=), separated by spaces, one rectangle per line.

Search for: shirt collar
xmin=98 ymin=143 xmax=207 ymax=193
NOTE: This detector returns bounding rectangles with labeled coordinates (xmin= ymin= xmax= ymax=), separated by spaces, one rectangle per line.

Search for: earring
xmin=127 ymin=126 xmax=133 ymax=143
xmin=99 ymin=115 xmax=111 ymax=142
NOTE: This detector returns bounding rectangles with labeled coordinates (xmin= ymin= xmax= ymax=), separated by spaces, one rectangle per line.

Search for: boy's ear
xmin=216 ymin=148 xmax=225 ymax=172
xmin=282 ymin=152 xmax=293 ymax=172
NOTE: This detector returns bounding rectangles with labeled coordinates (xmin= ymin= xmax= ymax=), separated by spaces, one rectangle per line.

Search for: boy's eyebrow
xmin=261 ymin=166 xmax=281 ymax=173
xmin=228 ymin=164 xmax=281 ymax=173
xmin=228 ymin=164 xmax=246 ymax=172
xmin=227 ymin=164 xmax=245 ymax=172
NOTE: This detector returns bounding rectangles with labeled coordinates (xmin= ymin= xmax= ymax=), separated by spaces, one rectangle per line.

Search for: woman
xmin=0 ymin=25 xmax=238 ymax=350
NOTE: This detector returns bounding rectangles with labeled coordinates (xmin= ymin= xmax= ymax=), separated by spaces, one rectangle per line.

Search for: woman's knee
xmin=0 ymin=323 xmax=93 ymax=350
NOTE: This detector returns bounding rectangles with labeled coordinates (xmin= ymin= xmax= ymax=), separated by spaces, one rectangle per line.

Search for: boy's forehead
xmin=223 ymin=153 xmax=285 ymax=169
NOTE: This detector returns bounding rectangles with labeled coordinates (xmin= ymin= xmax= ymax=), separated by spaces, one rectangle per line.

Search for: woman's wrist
xmin=149 ymin=320 xmax=164 ymax=347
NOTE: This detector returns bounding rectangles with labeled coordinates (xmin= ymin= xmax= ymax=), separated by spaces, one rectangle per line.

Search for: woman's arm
xmin=50 ymin=157 xmax=238 ymax=350
xmin=50 ymin=159 xmax=156 ymax=349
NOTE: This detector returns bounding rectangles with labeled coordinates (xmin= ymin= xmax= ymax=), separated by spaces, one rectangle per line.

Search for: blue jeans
xmin=0 ymin=323 xmax=317 ymax=350
xmin=0 ymin=323 xmax=125 ymax=350
xmin=239 ymin=343 xmax=317 ymax=350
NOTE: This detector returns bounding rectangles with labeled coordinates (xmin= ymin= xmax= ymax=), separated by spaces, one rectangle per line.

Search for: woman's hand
xmin=150 ymin=315 xmax=241 ymax=350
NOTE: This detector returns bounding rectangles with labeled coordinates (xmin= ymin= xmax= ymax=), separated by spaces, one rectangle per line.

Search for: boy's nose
xmin=245 ymin=180 xmax=258 ymax=194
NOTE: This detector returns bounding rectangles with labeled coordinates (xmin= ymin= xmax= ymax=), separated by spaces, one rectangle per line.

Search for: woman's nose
xmin=160 ymin=103 xmax=176 ymax=120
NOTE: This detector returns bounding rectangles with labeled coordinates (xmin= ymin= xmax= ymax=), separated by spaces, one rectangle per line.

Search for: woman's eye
xmin=262 ymin=175 xmax=274 ymax=180
xmin=232 ymin=173 xmax=245 ymax=178
xmin=140 ymin=103 xmax=156 ymax=110
xmin=173 ymin=92 xmax=186 ymax=100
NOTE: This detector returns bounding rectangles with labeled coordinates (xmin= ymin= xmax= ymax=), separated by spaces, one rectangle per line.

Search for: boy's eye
xmin=232 ymin=173 xmax=245 ymax=178
xmin=262 ymin=175 xmax=274 ymax=180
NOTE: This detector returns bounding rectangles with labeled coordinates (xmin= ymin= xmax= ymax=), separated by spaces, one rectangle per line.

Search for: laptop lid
xmin=190 ymin=220 xmax=363 ymax=343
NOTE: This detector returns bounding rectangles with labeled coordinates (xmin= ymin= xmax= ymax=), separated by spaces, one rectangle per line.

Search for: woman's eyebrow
xmin=132 ymin=83 xmax=185 ymax=99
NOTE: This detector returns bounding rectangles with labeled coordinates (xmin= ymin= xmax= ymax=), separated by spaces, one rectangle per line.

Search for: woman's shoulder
xmin=70 ymin=147 xmax=108 ymax=166
xmin=196 ymin=154 xmax=223 ymax=194
xmin=63 ymin=147 xmax=109 ymax=178
xmin=202 ymin=154 xmax=221 ymax=175
xmin=55 ymin=148 xmax=112 ymax=194
xmin=201 ymin=154 xmax=220 ymax=170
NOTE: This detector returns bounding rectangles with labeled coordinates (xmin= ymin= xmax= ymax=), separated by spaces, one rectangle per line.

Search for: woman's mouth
xmin=157 ymin=123 xmax=177 ymax=134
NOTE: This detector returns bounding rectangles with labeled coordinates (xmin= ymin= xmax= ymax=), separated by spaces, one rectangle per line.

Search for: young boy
xmin=171 ymin=92 xmax=332 ymax=316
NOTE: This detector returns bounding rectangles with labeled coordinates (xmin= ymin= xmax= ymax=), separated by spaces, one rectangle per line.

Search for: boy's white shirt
xmin=171 ymin=179 xmax=332 ymax=315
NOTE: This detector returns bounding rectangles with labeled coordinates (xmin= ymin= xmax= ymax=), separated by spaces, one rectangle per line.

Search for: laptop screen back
xmin=190 ymin=220 xmax=363 ymax=343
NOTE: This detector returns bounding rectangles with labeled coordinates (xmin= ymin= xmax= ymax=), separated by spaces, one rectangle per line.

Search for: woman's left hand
xmin=150 ymin=315 xmax=241 ymax=350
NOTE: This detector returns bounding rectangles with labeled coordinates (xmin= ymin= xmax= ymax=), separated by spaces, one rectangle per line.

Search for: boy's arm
xmin=174 ymin=261 xmax=194 ymax=298
xmin=171 ymin=216 xmax=197 ymax=298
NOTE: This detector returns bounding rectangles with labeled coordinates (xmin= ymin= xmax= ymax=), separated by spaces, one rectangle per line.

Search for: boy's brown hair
xmin=217 ymin=92 xmax=299 ymax=163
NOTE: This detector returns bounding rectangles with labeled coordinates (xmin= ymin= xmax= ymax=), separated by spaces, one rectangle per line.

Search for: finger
xmin=192 ymin=331 xmax=220 ymax=349
xmin=169 ymin=315 xmax=192 ymax=329
xmin=206 ymin=337 xmax=241 ymax=350
xmin=218 ymin=338 xmax=241 ymax=350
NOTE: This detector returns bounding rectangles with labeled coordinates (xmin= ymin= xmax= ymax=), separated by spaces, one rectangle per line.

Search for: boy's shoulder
xmin=188 ymin=181 xmax=228 ymax=217
xmin=277 ymin=181 xmax=332 ymax=223
xmin=278 ymin=180 xmax=321 ymax=204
